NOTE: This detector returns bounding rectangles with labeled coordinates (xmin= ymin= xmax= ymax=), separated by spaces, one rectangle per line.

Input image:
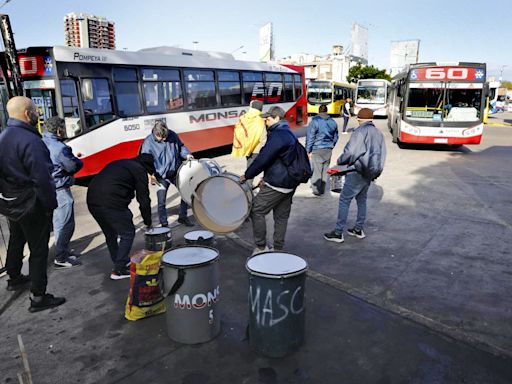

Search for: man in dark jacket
xmin=42 ymin=116 xmax=83 ymax=268
xmin=240 ymin=106 xmax=298 ymax=254
xmin=324 ymin=108 xmax=386 ymax=243
xmin=306 ymin=104 xmax=338 ymax=195
xmin=87 ymin=154 xmax=154 ymax=280
xmin=0 ymin=96 xmax=65 ymax=312
xmin=141 ymin=121 xmax=194 ymax=227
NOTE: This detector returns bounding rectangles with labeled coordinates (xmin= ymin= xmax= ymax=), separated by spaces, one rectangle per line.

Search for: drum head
xmin=177 ymin=159 xmax=222 ymax=205
xmin=162 ymin=246 xmax=218 ymax=267
xmin=192 ymin=174 xmax=252 ymax=234
xmin=184 ymin=230 xmax=214 ymax=241
xmin=247 ymin=252 xmax=308 ymax=277
xmin=145 ymin=227 xmax=171 ymax=236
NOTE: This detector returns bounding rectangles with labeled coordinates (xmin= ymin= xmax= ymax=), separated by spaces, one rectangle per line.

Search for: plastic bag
xmin=125 ymin=249 xmax=166 ymax=321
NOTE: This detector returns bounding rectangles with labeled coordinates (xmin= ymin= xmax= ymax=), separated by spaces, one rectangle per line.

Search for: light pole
xmin=499 ymin=65 xmax=507 ymax=82
xmin=230 ymin=45 xmax=244 ymax=55
xmin=192 ymin=41 xmax=199 ymax=50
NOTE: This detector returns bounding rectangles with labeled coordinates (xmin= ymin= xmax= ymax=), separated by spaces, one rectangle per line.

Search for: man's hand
xmin=308 ymin=153 xmax=312 ymax=159
xmin=186 ymin=154 xmax=194 ymax=161
xmin=149 ymin=175 xmax=157 ymax=185
xmin=239 ymin=175 xmax=247 ymax=184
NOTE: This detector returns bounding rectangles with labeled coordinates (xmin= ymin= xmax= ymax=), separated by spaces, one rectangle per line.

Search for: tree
xmin=501 ymin=80 xmax=512 ymax=90
xmin=346 ymin=64 xmax=392 ymax=83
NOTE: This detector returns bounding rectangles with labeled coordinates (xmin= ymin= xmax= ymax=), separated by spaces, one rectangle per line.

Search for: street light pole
xmin=230 ymin=45 xmax=244 ymax=55
xmin=499 ymin=65 xmax=507 ymax=82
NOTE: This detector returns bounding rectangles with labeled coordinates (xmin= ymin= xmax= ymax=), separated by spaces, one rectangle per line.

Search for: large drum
xmin=191 ymin=172 xmax=253 ymax=234
xmin=176 ymin=159 xmax=222 ymax=205
xmin=246 ymin=252 xmax=308 ymax=358
xmin=161 ymin=246 xmax=221 ymax=344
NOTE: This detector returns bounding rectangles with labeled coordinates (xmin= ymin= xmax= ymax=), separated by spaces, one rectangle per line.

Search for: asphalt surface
xmin=1 ymin=113 xmax=512 ymax=383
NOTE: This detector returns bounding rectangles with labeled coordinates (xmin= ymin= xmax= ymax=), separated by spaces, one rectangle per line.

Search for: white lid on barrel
xmin=162 ymin=246 xmax=218 ymax=267
xmin=247 ymin=252 xmax=307 ymax=277
xmin=184 ymin=230 xmax=214 ymax=241
xmin=145 ymin=227 xmax=171 ymax=236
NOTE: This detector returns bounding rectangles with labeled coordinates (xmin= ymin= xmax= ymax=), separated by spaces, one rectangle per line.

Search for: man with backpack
xmin=240 ymin=106 xmax=304 ymax=254
xmin=324 ymin=108 xmax=386 ymax=243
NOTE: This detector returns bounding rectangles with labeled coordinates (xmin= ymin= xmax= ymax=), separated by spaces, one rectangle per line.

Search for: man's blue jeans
xmin=53 ymin=188 xmax=75 ymax=261
xmin=335 ymin=172 xmax=371 ymax=233
xmin=156 ymin=178 xmax=188 ymax=226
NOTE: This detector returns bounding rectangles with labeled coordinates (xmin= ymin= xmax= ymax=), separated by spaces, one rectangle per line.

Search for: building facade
xmin=64 ymin=12 xmax=115 ymax=49
xmin=277 ymin=45 xmax=367 ymax=84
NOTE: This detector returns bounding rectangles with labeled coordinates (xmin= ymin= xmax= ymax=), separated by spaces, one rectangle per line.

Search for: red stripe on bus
xmin=400 ymin=131 xmax=482 ymax=145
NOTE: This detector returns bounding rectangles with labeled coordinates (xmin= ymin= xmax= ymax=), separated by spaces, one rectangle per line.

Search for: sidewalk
xmin=1 ymin=223 xmax=512 ymax=383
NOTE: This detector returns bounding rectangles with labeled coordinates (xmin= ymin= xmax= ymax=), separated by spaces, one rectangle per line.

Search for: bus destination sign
xmin=409 ymin=67 xmax=485 ymax=82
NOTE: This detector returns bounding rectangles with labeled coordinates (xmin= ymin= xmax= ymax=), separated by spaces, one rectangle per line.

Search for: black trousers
xmin=88 ymin=205 xmax=135 ymax=270
xmin=6 ymin=202 xmax=51 ymax=296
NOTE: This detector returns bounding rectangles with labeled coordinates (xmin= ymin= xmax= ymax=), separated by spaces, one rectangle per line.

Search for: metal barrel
xmin=144 ymin=227 xmax=172 ymax=251
xmin=246 ymin=252 xmax=308 ymax=358
xmin=184 ymin=230 xmax=214 ymax=246
xmin=161 ymin=246 xmax=220 ymax=344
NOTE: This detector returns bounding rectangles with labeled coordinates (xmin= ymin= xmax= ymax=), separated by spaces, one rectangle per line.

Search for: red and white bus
xmin=0 ymin=46 xmax=307 ymax=177
xmin=387 ymin=62 xmax=487 ymax=146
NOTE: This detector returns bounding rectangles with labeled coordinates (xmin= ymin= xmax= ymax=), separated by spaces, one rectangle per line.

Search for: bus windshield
xmin=406 ymin=84 xmax=482 ymax=122
xmin=356 ymin=84 xmax=386 ymax=104
xmin=307 ymin=87 xmax=332 ymax=103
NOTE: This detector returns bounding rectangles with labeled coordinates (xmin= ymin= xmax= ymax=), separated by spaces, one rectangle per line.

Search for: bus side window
xmin=60 ymin=79 xmax=82 ymax=138
xmin=293 ymin=74 xmax=302 ymax=100
xmin=113 ymin=67 xmax=142 ymax=117
xmin=80 ymin=78 xmax=115 ymax=129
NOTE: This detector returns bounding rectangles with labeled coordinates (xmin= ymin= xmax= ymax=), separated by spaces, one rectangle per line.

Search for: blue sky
xmin=2 ymin=0 xmax=510 ymax=80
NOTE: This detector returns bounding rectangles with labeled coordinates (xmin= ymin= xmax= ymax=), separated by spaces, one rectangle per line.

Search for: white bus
xmin=388 ymin=62 xmax=487 ymax=146
xmin=0 ymin=46 xmax=308 ymax=177
xmin=354 ymin=79 xmax=390 ymax=117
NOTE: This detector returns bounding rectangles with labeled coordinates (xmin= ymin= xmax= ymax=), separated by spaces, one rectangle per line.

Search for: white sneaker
xmin=252 ymin=246 xmax=270 ymax=256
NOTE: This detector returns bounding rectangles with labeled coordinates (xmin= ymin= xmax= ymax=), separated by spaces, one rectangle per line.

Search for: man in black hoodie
xmin=87 ymin=154 xmax=154 ymax=280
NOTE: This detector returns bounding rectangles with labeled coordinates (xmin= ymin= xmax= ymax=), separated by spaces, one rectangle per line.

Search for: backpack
xmin=282 ymin=134 xmax=313 ymax=184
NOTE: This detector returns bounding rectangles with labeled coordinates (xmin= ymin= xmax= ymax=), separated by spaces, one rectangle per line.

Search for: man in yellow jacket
xmin=231 ymin=100 xmax=266 ymax=187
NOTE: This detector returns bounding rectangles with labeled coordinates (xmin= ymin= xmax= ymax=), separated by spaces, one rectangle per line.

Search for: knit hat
xmin=357 ymin=108 xmax=374 ymax=121
xmin=250 ymin=100 xmax=263 ymax=111
xmin=261 ymin=106 xmax=286 ymax=119
xmin=135 ymin=153 xmax=155 ymax=175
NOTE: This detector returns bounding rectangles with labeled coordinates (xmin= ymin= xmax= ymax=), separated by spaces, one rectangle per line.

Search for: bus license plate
xmin=434 ymin=138 xmax=448 ymax=144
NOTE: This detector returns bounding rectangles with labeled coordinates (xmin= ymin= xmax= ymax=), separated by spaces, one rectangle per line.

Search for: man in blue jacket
xmin=240 ymin=106 xmax=299 ymax=254
xmin=0 ymin=96 xmax=65 ymax=312
xmin=141 ymin=121 xmax=194 ymax=227
xmin=306 ymin=104 xmax=338 ymax=196
xmin=42 ymin=116 xmax=83 ymax=268
xmin=324 ymin=108 xmax=386 ymax=243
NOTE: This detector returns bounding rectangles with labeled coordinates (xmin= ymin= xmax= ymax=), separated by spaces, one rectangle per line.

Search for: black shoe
xmin=323 ymin=230 xmax=344 ymax=243
xmin=347 ymin=228 xmax=366 ymax=239
xmin=6 ymin=274 xmax=30 ymax=291
xmin=178 ymin=217 xmax=194 ymax=227
xmin=29 ymin=293 xmax=66 ymax=313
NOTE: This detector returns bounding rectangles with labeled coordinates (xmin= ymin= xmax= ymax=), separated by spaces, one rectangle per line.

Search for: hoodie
xmin=231 ymin=107 xmax=266 ymax=157
xmin=86 ymin=154 xmax=154 ymax=226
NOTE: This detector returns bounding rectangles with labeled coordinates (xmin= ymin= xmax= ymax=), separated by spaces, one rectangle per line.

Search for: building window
xmin=218 ymin=71 xmax=241 ymax=107
xmin=142 ymin=68 xmax=183 ymax=113
xmin=184 ymin=69 xmax=217 ymax=109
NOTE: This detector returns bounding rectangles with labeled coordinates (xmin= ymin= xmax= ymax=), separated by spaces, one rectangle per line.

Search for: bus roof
xmin=48 ymin=45 xmax=298 ymax=73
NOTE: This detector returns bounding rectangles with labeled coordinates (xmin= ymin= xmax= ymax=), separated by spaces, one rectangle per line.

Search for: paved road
xmin=1 ymin=116 xmax=512 ymax=383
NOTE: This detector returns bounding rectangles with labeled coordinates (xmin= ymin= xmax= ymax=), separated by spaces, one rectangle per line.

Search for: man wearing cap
xmin=240 ymin=106 xmax=298 ymax=254
xmin=231 ymin=100 xmax=266 ymax=188
xmin=324 ymin=108 xmax=386 ymax=243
